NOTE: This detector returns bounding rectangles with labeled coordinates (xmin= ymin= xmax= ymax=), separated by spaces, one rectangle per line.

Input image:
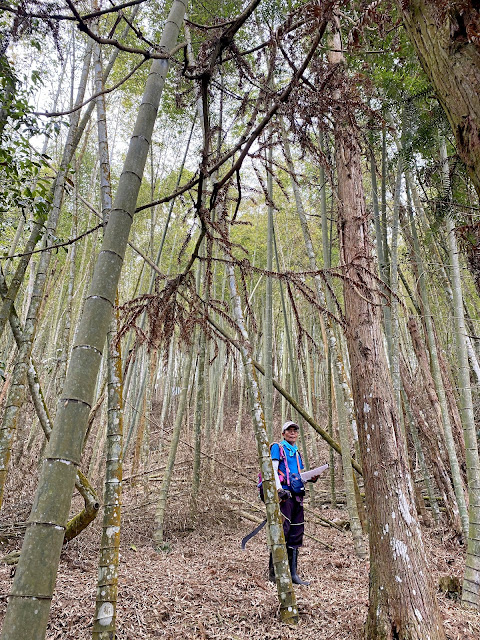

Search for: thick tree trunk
xmin=398 ymin=2 xmax=480 ymax=296
xmin=398 ymin=1 xmax=480 ymax=197
xmin=335 ymin=115 xmax=445 ymax=638
xmin=281 ymin=122 xmax=365 ymax=557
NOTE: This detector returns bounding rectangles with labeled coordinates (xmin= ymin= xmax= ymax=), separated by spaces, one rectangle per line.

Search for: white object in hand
xmin=300 ymin=463 xmax=329 ymax=482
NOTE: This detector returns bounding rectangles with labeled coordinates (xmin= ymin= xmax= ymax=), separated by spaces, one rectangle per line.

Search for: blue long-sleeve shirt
xmin=271 ymin=439 xmax=303 ymax=488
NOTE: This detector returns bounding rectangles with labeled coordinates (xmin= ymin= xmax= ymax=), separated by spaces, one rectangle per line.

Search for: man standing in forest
xmin=270 ymin=421 xmax=316 ymax=585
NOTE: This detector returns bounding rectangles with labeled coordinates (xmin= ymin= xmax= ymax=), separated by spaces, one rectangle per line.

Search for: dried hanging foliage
xmin=457 ymin=222 xmax=480 ymax=295
xmin=115 ymin=1 xmax=398 ymax=368
xmin=6 ymin=0 xmax=64 ymax=57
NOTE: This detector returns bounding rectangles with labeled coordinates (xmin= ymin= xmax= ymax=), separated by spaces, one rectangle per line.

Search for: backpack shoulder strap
xmin=276 ymin=443 xmax=290 ymax=485
xmin=296 ymin=450 xmax=303 ymax=473
xmin=272 ymin=442 xmax=287 ymax=461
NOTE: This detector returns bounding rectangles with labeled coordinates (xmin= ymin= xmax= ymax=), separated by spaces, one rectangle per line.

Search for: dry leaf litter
xmin=0 ymin=414 xmax=478 ymax=640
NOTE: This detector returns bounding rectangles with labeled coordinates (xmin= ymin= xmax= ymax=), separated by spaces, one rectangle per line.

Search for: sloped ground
xmin=0 ymin=422 xmax=478 ymax=639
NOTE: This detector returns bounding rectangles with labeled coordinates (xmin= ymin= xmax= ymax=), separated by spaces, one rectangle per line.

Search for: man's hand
xmin=309 ymin=475 xmax=320 ymax=483
xmin=278 ymin=488 xmax=292 ymax=502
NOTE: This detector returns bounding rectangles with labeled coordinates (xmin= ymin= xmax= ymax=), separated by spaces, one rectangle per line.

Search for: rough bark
xmin=335 ymin=107 xmax=445 ymax=638
xmin=281 ymin=121 xmax=365 ymax=557
xmin=398 ymin=1 xmax=480 ymax=197
xmin=398 ymin=1 xmax=480 ymax=298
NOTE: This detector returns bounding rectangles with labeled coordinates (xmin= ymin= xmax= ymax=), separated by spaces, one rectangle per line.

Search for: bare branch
xmin=65 ymin=0 xmax=184 ymax=59
xmin=34 ymin=58 xmax=148 ymax=117
xmin=0 ymin=0 xmax=148 ymax=22
xmin=0 ymin=223 xmax=105 ymax=259
xmin=184 ymin=17 xmax=236 ymax=31
xmin=212 ymin=12 xmax=332 ymax=195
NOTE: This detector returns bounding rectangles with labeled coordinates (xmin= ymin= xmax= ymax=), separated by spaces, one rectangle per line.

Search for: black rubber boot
xmin=288 ymin=547 xmax=310 ymax=585
xmin=268 ymin=553 xmax=275 ymax=583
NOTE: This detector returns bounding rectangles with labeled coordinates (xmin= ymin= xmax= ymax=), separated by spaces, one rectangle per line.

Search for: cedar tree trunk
xmin=335 ymin=114 xmax=446 ymax=639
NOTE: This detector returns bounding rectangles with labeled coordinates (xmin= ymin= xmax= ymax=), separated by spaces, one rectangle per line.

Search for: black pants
xmin=280 ymin=494 xmax=304 ymax=547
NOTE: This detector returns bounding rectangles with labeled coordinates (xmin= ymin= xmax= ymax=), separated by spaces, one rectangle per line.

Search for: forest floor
xmin=0 ymin=416 xmax=479 ymax=639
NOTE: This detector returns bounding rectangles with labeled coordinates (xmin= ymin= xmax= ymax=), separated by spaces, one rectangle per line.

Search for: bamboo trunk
xmin=440 ymin=138 xmax=480 ymax=608
xmin=0 ymin=43 xmax=94 ymax=508
xmin=227 ymin=262 xmax=298 ymax=625
xmin=153 ymin=348 xmax=193 ymax=548
xmin=400 ymin=350 xmax=461 ymax=532
xmin=406 ymin=201 xmax=469 ymax=535
xmin=92 ymin=312 xmax=123 ymax=638
xmin=0 ymin=4 xmax=186 ymax=637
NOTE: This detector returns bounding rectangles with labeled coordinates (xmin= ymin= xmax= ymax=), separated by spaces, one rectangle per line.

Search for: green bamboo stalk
xmin=203 ymin=338 xmax=212 ymax=442
xmin=0 ymin=272 xmax=100 ymax=544
xmin=264 ymin=126 xmax=274 ymax=442
xmin=0 ymin=43 xmax=94 ymax=508
xmin=0 ymin=42 xmax=93 ymax=342
xmin=153 ymin=347 xmax=193 ymax=549
xmin=404 ymin=316 xmax=463 ymax=533
xmin=401 ymin=389 xmax=440 ymax=523
xmin=380 ymin=123 xmax=390 ymax=286
xmin=92 ymin=311 xmax=123 ymax=638
xmin=214 ymin=372 xmax=228 ymax=435
xmin=189 ymin=330 xmax=205 ymax=525
xmin=0 ymin=4 xmax=186 ymax=637
xmin=205 ymin=313 xmax=362 ymax=475
xmin=235 ymin=372 xmax=245 ymax=442
xmin=71 ymin=3 xmax=142 ymax=153
xmin=406 ymin=184 xmax=469 ymax=536
xmin=141 ymin=353 xmax=158 ymax=469
xmin=440 ymin=138 xmax=480 ymax=608
xmin=280 ymin=329 xmax=287 ymax=425
xmin=227 ymin=261 xmax=298 ymax=626
xmin=371 ymin=141 xmax=393 ymax=356
xmin=390 ymin=151 xmax=403 ymax=410
xmin=189 ymin=250 xmax=206 ymax=525
xmin=56 ymin=201 xmax=77 ymax=394
xmin=157 ymin=340 xmax=175 ymax=456
xmin=319 ymin=137 xmax=337 ymax=508
xmin=120 ymin=112 xmax=196 ymax=401
xmin=91 ymin=27 xmax=123 ymax=631
xmin=271 ymin=224 xmax=312 ymax=478
xmin=327 ymin=348 xmax=336 ymax=507
xmin=123 ymin=353 xmax=149 ymax=459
